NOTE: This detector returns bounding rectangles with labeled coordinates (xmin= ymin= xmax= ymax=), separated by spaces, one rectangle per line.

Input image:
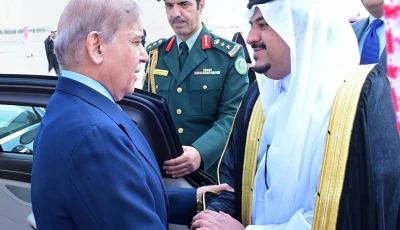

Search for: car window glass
xmin=0 ymin=104 xmax=45 ymax=154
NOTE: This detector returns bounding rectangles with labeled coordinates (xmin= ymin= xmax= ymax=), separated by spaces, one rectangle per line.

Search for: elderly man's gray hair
xmin=55 ymin=0 xmax=140 ymax=70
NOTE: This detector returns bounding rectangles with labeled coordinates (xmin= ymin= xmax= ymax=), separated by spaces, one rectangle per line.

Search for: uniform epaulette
xmin=146 ymin=38 xmax=165 ymax=53
xmin=211 ymin=35 xmax=242 ymax=58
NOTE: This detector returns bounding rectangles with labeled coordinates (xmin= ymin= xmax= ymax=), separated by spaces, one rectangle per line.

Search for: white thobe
xmin=245 ymin=77 xmax=327 ymax=230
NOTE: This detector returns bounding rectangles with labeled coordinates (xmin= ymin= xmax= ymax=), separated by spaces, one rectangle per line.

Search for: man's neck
xmin=371 ymin=12 xmax=383 ymax=18
xmin=176 ymin=24 xmax=203 ymax=51
xmin=178 ymin=24 xmax=202 ymax=42
xmin=69 ymin=66 xmax=99 ymax=83
xmin=369 ymin=7 xmax=383 ymax=19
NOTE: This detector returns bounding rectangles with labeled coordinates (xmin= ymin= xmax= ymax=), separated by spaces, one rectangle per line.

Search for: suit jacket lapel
xmin=113 ymin=104 xmax=168 ymax=215
xmin=56 ymin=77 xmax=163 ymax=181
xmin=163 ymin=38 xmax=180 ymax=82
xmin=56 ymin=77 xmax=119 ymax=119
xmin=354 ymin=18 xmax=369 ymax=42
xmin=379 ymin=47 xmax=387 ymax=69
xmin=115 ymin=109 xmax=163 ymax=179
xmin=177 ymin=28 xmax=208 ymax=86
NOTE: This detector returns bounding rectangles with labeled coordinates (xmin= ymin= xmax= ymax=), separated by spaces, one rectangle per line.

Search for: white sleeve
xmin=245 ymin=209 xmax=313 ymax=230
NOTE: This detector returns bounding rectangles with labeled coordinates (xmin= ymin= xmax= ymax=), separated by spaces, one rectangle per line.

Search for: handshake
xmin=192 ymin=184 xmax=245 ymax=230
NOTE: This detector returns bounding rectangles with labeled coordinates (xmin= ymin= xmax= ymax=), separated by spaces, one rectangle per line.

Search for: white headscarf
xmin=242 ymin=0 xmax=360 ymax=228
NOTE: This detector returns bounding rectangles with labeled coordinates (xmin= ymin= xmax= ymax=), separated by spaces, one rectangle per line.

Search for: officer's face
xmin=246 ymin=7 xmax=290 ymax=80
xmin=361 ymin=0 xmax=383 ymax=18
xmin=164 ymin=0 xmax=204 ymax=41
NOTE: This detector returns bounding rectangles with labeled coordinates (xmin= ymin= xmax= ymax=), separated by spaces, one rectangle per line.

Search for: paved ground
xmin=0 ymin=33 xmax=56 ymax=76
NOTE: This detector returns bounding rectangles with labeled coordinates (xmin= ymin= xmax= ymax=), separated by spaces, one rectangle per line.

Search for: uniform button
xmin=176 ymin=109 xmax=182 ymax=115
xmin=177 ymin=87 xmax=183 ymax=93
xmin=203 ymin=85 xmax=208 ymax=90
xmin=156 ymin=85 xmax=159 ymax=89
xmin=178 ymin=128 xmax=184 ymax=134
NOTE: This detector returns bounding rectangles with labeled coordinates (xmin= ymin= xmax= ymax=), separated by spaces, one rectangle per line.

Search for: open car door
xmin=0 ymin=74 xmax=216 ymax=230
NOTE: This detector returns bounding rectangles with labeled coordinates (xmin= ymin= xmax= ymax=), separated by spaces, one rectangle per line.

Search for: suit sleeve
xmin=166 ymin=186 xmax=197 ymax=225
xmin=192 ymin=48 xmax=249 ymax=171
xmin=66 ymin=123 xmax=168 ymax=229
xmin=206 ymin=94 xmax=247 ymax=217
xmin=206 ymin=126 xmax=237 ymax=216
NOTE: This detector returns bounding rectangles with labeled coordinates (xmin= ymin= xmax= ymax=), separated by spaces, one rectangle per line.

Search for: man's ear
xmin=199 ymin=0 xmax=205 ymax=12
xmin=86 ymin=31 xmax=103 ymax=65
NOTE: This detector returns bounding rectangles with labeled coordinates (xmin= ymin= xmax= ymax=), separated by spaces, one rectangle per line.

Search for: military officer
xmin=143 ymin=0 xmax=249 ymax=179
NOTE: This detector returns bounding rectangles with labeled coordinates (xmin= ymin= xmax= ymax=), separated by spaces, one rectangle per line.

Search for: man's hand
xmin=191 ymin=210 xmax=245 ymax=230
xmin=196 ymin=183 xmax=234 ymax=200
xmin=164 ymin=146 xmax=202 ymax=178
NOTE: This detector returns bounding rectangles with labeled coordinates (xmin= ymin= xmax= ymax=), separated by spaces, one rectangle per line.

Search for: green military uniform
xmin=143 ymin=25 xmax=249 ymax=177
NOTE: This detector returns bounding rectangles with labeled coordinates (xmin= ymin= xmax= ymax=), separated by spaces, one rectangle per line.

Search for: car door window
xmin=0 ymin=104 xmax=44 ymax=154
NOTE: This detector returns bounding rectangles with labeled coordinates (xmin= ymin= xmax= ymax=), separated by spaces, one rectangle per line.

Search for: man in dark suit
xmin=143 ymin=0 xmax=249 ymax=179
xmin=352 ymin=0 xmax=386 ymax=72
xmin=44 ymin=31 xmax=61 ymax=75
xmin=31 ymin=0 xmax=231 ymax=229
